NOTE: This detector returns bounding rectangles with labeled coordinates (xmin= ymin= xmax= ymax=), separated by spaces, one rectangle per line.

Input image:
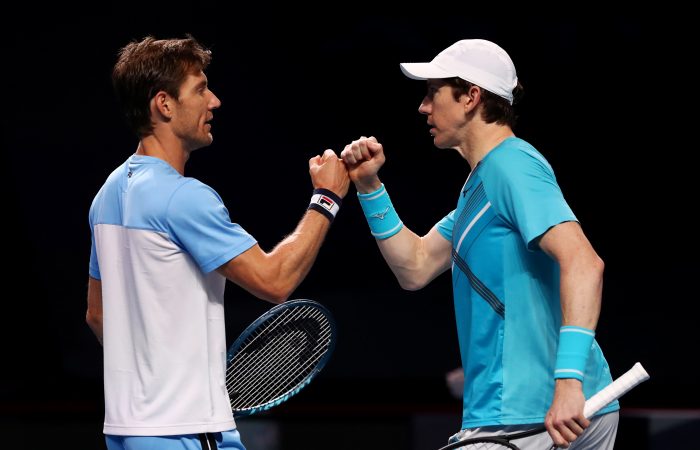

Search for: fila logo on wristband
xmin=318 ymin=195 xmax=335 ymax=211
xmin=310 ymin=193 xmax=340 ymax=216
xmin=308 ymin=188 xmax=342 ymax=222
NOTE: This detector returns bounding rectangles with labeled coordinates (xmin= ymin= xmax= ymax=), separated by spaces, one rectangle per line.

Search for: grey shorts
xmin=448 ymin=411 xmax=619 ymax=450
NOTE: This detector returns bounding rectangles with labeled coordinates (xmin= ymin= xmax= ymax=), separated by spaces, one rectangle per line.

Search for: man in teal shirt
xmin=340 ymin=39 xmax=619 ymax=449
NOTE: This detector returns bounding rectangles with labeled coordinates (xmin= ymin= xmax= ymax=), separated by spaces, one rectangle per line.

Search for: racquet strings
xmin=444 ymin=432 xmax=533 ymax=449
xmin=226 ymin=304 xmax=333 ymax=410
xmin=447 ymin=441 xmax=519 ymax=449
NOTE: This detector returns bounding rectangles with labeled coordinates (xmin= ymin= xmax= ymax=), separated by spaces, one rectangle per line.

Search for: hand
xmin=340 ymin=136 xmax=385 ymax=193
xmin=445 ymin=367 xmax=464 ymax=399
xmin=544 ymin=379 xmax=590 ymax=448
xmin=308 ymin=149 xmax=350 ymax=198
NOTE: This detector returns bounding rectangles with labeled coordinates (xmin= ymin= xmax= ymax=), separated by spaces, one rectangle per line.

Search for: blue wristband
xmin=357 ymin=184 xmax=403 ymax=239
xmin=554 ymin=325 xmax=595 ymax=381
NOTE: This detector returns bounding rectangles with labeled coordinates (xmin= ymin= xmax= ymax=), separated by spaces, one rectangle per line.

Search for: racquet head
xmin=225 ymin=299 xmax=336 ymax=417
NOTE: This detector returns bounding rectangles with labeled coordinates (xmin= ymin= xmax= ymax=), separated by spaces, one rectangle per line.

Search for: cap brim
xmin=400 ymin=62 xmax=455 ymax=80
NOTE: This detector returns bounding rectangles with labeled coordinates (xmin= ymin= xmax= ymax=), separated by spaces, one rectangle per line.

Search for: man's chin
xmin=191 ymin=135 xmax=214 ymax=151
xmin=433 ymin=138 xmax=447 ymax=149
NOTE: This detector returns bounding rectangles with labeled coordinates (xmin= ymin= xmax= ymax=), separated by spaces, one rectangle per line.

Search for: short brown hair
xmin=446 ymin=77 xmax=523 ymax=128
xmin=112 ymin=35 xmax=212 ymax=137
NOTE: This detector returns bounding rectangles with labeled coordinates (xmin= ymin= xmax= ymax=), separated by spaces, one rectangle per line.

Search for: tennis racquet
xmin=438 ymin=362 xmax=650 ymax=450
xmin=225 ymin=299 xmax=337 ymax=418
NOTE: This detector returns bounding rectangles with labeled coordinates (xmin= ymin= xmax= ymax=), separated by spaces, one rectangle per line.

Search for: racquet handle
xmin=583 ymin=362 xmax=649 ymax=418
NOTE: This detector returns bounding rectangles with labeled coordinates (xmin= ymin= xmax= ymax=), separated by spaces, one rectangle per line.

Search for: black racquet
xmin=225 ymin=299 xmax=337 ymax=418
xmin=438 ymin=362 xmax=650 ymax=450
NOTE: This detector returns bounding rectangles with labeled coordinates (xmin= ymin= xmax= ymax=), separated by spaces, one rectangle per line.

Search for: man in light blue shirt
xmin=87 ymin=35 xmax=349 ymax=450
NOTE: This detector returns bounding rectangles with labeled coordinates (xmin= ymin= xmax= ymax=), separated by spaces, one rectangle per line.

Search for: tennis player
xmin=340 ymin=39 xmax=619 ymax=449
xmin=85 ymin=35 xmax=349 ymax=450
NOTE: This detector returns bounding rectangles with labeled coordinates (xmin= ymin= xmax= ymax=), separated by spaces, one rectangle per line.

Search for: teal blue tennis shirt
xmin=436 ymin=137 xmax=618 ymax=428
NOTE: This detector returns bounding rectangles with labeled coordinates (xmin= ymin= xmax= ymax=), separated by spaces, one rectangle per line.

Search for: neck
xmin=459 ymin=123 xmax=514 ymax=170
xmin=136 ymin=134 xmax=188 ymax=175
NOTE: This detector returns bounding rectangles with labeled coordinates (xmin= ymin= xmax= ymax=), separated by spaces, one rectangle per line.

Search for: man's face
xmin=418 ymin=79 xmax=468 ymax=150
xmin=170 ymin=70 xmax=221 ymax=152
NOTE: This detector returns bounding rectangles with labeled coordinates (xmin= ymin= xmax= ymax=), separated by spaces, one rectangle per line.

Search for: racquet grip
xmin=583 ymin=362 xmax=649 ymax=418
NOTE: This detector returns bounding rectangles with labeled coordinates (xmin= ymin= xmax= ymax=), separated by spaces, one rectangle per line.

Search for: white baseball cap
xmin=400 ymin=39 xmax=518 ymax=105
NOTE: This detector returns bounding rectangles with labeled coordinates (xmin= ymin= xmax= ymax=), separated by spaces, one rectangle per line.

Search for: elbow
xmin=262 ymin=291 xmax=289 ymax=304
xmin=398 ymin=276 xmax=427 ymax=291
xmin=85 ymin=310 xmax=101 ymax=329
xmin=220 ymin=265 xmax=290 ymax=304
xmin=256 ymin=281 xmax=294 ymax=304
xmin=401 ymin=283 xmax=424 ymax=292
xmin=592 ymin=254 xmax=605 ymax=282
xmin=86 ymin=310 xmax=103 ymax=341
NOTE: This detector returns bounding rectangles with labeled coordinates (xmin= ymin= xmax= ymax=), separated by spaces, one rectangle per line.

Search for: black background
xmin=2 ymin=8 xmax=698 ymax=442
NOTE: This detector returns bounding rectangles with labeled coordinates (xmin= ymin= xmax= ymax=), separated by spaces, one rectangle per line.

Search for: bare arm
xmin=376 ymin=226 xmax=452 ymax=290
xmin=218 ymin=149 xmax=349 ymax=303
xmin=341 ymin=136 xmax=452 ymax=290
xmin=86 ymin=276 xmax=103 ymax=345
xmin=540 ymin=220 xmax=605 ymax=447
xmin=540 ymin=221 xmax=604 ymax=330
xmin=217 ymin=210 xmax=332 ymax=303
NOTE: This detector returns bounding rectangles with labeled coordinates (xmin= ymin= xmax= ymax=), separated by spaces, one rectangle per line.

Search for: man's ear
xmin=463 ymin=85 xmax=481 ymax=112
xmin=152 ymin=91 xmax=173 ymax=120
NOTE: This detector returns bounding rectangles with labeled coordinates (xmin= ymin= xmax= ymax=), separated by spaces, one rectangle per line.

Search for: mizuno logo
xmin=370 ymin=207 xmax=390 ymax=220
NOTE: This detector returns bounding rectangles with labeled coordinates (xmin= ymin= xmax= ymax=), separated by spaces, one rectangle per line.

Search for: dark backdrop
xmin=3 ymin=9 xmax=697 ymax=429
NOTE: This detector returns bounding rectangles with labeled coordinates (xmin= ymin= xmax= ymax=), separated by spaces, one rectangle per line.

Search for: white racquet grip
xmin=583 ymin=362 xmax=649 ymax=418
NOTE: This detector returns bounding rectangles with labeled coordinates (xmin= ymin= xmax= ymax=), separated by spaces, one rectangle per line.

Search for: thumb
xmin=308 ymin=155 xmax=321 ymax=168
xmin=367 ymin=140 xmax=383 ymax=154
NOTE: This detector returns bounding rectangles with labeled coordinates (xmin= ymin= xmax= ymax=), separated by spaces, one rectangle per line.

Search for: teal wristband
xmin=554 ymin=325 xmax=595 ymax=381
xmin=357 ymin=184 xmax=403 ymax=239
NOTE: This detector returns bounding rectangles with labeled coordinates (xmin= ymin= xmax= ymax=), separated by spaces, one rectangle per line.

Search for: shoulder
xmin=164 ymin=178 xmax=229 ymax=226
xmin=90 ymin=160 xmax=129 ymax=214
xmin=486 ymin=138 xmax=552 ymax=172
xmin=170 ymin=177 xmax=223 ymax=205
xmin=98 ymin=159 xmax=129 ymax=193
xmin=481 ymin=137 xmax=555 ymax=183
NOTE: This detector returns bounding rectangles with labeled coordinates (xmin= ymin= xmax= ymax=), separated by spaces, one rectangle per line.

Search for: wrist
xmin=554 ymin=325 xmax=595 ymax=382
xmin=357 ymin=183 xmax=403 ymax=239
xmin=555 ymin=378 xmax=583 ymax=387
xmin=308 ymin=188 xmax=342 ymax=222
xmin=354 ymin=177 xmax=382 ymax=194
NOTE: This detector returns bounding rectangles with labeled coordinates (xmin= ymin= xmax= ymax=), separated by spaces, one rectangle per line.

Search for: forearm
xmin=559 ymin=255 xmax=604 ymax=329
xmin=538 ymin=222 xmax=605 ymax=386
xmin=539 ymin=222 xmax=604 ymax=329
xmin=86 ymin=277 xmax=103 ymax=345
xmin=377 ymin=228 xmax=438 ymax=290
xmin=218 ymin=199 xmax=340 ymax=302
xmin=251 ymin=150 xmax=347 ymax=300
xmin=264 ymin=210 xmax=331 ymax=298
xmin=548 ymin=269 xmax=600 ymax=444
xmin=356 ymin=181 xmax=450 ymax=290
xmin=342 ymin=137 xmax=450 ymax=289
xmin=86 ymin=314 xmax=103 ymax=345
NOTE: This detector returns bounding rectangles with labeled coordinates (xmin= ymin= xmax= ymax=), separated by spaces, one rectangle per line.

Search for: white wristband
xmin=308 ymin=189 xmax=342 ymax=222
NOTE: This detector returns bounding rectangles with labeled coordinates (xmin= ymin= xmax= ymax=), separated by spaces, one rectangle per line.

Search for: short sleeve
xmin=167 ymin=181 xmax=257 ymax=273
xmin=89 ymin=234 xmax=100 ymax=279
xmin=481 ymin=148 xmax=577 ymax=250
xmin=436 ymin=209 xmax=456 ymax=242
xmin=88 ymin=195 xmax=101 ymax=279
